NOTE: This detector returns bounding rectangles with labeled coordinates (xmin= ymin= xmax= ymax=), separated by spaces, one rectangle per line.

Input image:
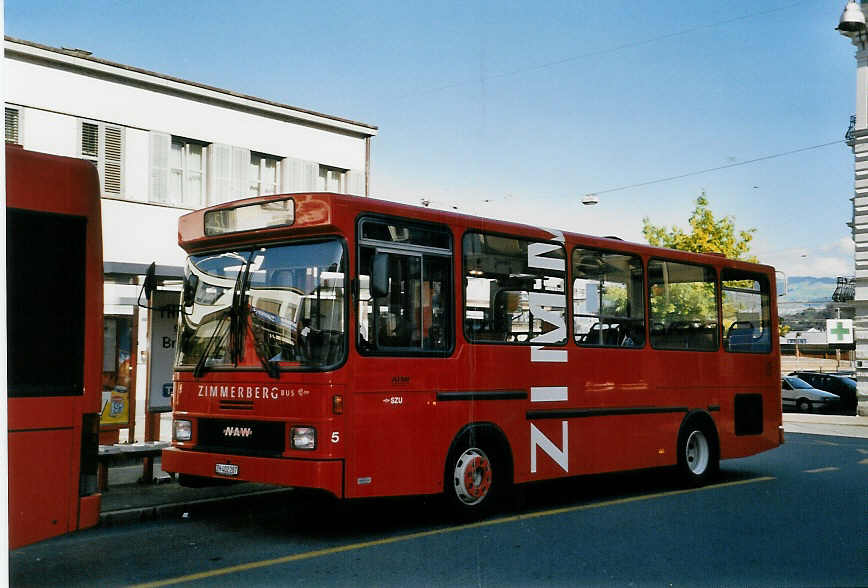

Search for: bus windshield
xmin=177 ymin=239 xmax=346 ymax=372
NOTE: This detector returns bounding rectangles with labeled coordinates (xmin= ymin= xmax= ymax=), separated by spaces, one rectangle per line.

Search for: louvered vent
xmin=81 ymin=122 xmax=99 ymax=158
xmin=104 ymin=126 xmax=122 ymax=194
xmin=5 ymin=108 xmax=20 ymax=144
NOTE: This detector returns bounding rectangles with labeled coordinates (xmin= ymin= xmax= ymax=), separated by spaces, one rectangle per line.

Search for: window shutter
xmin=304 ymin=161 xmax=319 ymax=191
xmin=208 ymin=143 xmax=233 ymax=205
xmin=81 ymin=122 xmax=99 ymax=159
xmin=149 ymin=131 xmax=171 ymax=203
xmin=5 ymin=108 xmax=20 ymax=144
xmin=280 ymin=157 xmax=318 ymax=192
xmin=231 ymin=147 xmax=250 ymax=200
xmin=346 ymin=170 xmax=365 ymax=196
xmin=281 ymin=157 xmax=304 ymax=192
xmin=103 ymin=126 xmax=123 ymax=195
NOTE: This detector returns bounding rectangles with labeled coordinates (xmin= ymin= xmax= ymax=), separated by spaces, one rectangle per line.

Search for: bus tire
xmin=444 ymin=429 xmax=509 ymax=518
xmin=676 ymin=416 xmax=719 ymax=486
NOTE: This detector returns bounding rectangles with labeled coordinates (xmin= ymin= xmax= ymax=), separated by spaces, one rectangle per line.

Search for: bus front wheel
xmin=444 ymin=434 xmax=506 ymax=518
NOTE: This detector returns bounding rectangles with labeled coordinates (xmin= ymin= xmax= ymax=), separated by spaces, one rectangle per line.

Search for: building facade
xmin=4 ymin=36 xmax=378 ymax=440
xmin=838 ymin=2 xmax=868 ymax=415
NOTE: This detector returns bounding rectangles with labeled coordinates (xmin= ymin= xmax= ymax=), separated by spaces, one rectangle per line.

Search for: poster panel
xmin=149 ymin=290 xmax=180 ymax=413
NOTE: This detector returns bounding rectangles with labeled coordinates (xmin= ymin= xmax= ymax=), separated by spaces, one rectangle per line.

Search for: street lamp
xmin=838 ymin=0 xmax=867 ymax=33
xmin=581 ymin=194 xmax=599 ymax=206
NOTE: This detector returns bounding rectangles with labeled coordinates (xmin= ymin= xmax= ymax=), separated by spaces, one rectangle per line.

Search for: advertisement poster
xmin=101 ymin=316 xmax=131 ymax=427
xmin=100 ymin=388 xmax=129 ymax=426
xmin=149 ymin=290 xmax=180 ymax=412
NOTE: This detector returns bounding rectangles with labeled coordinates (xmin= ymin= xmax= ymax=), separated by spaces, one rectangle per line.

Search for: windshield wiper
xmin=192 ymin=310 xmax=230 ymax=378
xmin=249 ymin=309 xmax=281 ymax=379
xmin=229 ymin=250 xmax=255 ymax=365
xmin=191 ymin=250 xmax=253 ymax=378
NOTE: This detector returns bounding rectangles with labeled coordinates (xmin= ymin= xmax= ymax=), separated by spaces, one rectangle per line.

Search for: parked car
xmin=781 ymin=376 xmax=840 ymax=413
xmin=788 ymin=371 xmax=857 ymax=415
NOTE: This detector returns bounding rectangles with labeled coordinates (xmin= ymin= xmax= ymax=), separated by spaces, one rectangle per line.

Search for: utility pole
xmin=836 ymin=306 xmax=841 ymax=371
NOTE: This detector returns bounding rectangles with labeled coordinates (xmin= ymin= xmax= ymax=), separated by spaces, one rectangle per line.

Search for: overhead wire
xmin=391 ymin=1 xmax=816 ymax=100
xmin=583 ymin=140 xmax=846 ymax=197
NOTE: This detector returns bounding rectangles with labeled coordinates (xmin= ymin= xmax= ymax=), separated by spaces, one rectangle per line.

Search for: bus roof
xmin=6 ymin=144 xmax=101 ymax=217
xmin=177 ymin=191 xmax=775 ymax=273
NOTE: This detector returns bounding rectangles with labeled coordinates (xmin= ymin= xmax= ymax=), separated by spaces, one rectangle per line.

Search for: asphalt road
xmin=11 ymin=433 xmax=867 ymax=587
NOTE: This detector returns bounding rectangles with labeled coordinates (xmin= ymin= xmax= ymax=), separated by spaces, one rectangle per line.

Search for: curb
xmin=99 ymin=487 xmax=293 ymax=526
xmin=782 ymin=414 xmax=868 ymax=426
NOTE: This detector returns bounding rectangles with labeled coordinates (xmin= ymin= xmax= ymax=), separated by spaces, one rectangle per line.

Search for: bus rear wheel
xmin=677 ymin=420 xmax=719 ymax=486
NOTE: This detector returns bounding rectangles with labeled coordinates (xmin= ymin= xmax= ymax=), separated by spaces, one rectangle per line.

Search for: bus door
xmin=351 ymin=217 xmax=453 ymax=497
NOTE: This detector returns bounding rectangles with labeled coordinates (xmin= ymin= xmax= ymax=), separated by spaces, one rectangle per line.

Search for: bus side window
xmin=722 ymin=270 xmax=771 ymax=354
xmin=463 ymin=232 xmax=566 ymax=346
xmin=573 ymin=247 xmax=645 ymax=348
xmin=648 ymin=260 xmax=718 ymax=351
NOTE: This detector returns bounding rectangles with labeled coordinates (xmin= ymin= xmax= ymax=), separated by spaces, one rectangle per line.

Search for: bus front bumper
xmin=161 ymin=447 xmax=344 ymax=499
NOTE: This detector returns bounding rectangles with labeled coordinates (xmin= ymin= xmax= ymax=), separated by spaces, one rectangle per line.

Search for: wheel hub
xmin=453 ymin=448 xmax=492 ymax=505
xmin=685 ymin=430 xmax=709 ymax=475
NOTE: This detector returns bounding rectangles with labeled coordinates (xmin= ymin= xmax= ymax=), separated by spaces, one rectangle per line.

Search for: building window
xmin=169 ymin=138 xmax=207 ymax=207
xmin=79 ymin=120 xmax=124 ymax=196
xmin=249 ymin=153 xmax=281 ymax=196
xmin=5 ymin=107 xmax=21 ymax=144
xmin=317 ymin=165 xmax=345 ymax=192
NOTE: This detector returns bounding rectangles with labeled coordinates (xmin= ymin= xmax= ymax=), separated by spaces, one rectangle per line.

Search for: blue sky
xmin=5 ymin=0 xmax=858 ymax=278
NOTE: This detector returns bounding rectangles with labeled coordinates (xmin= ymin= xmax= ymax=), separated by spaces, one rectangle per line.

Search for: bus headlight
xmin=174 ymin=419 xmax=192 ymax=442
xmin=291 ymin=426 xmax=316 ymax=450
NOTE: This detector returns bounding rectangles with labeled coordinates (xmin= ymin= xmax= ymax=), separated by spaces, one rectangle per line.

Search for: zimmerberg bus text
xmin=197 ymin=385 xmax=310 ymax=400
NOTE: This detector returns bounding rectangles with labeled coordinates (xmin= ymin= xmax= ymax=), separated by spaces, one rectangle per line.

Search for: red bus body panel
xmin=6 ymin=145 xmax=103 ymax=548
xmin=166 ymin=193 xmax=781 ymax=500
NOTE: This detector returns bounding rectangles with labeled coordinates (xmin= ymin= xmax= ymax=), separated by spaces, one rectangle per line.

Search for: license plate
xmin=215 ymin=463 xmax=239 ymax=476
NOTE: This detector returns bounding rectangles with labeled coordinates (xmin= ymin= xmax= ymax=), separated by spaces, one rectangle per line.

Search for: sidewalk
xmin=97 ymin=414 xmax=868 ymax=526
xmin=782 ymin=412 xmax=868 ymax=438
xmin=99 ymin=479 xmax=292 ymax=526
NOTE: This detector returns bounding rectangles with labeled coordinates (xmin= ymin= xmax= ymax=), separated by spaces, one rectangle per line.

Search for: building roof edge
xmin=4 ymin=35 xmax=378 ymax=136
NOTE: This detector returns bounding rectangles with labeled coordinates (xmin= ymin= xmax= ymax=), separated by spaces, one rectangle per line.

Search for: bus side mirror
xmin=371 ymin=253 xmax=390 ymax=298
xmin=138 ymin=262 xmax=157 ymax=308
xmin=183 ymin=273 xmax=199 ymax=308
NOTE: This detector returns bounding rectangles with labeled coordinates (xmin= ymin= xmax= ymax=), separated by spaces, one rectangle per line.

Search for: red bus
xmin=160 ymin=192 xmax=782 ymax=515
xmin=6 ymin=145 xmax=102 ymax=547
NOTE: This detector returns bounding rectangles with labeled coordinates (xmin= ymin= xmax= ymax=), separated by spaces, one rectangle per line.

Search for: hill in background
xmin=779 ymin=276 xmax=838 ymax=316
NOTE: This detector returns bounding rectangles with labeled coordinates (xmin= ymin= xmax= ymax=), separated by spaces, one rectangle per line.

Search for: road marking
xmin=803 ymin=467 xmax=839 ymax=474
xmin=813 ymin=440 xmax=840 ymax=447
xmin=132 ymin=476 xmax=775 ymax=588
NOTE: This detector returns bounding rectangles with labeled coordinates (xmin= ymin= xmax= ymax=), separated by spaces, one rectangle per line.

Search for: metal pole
xmin=836 ymin=306 xmax=841 ymax=371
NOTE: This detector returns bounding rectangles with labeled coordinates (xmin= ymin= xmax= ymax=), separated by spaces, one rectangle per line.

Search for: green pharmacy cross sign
xmin=826 ymin=319 xmax=854 ymax=345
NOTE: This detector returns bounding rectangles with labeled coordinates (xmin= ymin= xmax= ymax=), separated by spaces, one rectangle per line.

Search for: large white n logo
xmin=528 ymin=242 xmax=565 ymax=272
xmin=530 ymin=421 xmax=569 ymax=473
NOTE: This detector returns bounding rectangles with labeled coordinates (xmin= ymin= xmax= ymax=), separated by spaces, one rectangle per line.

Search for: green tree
xmin=642 ymin=193 xmax=757 ymax=261
xmin=643 ymin=194 xmax=758 ymax=329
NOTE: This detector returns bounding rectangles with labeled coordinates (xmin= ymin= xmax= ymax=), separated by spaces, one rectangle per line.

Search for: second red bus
xmin=6 ymin=145 xmax=103 ymax=547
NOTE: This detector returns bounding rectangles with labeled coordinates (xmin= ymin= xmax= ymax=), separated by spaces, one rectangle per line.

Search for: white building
xmin=837 ymin=1 xmax=868 ymax=415
xmin=4 ymin=36 xmax=378 ymax=440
